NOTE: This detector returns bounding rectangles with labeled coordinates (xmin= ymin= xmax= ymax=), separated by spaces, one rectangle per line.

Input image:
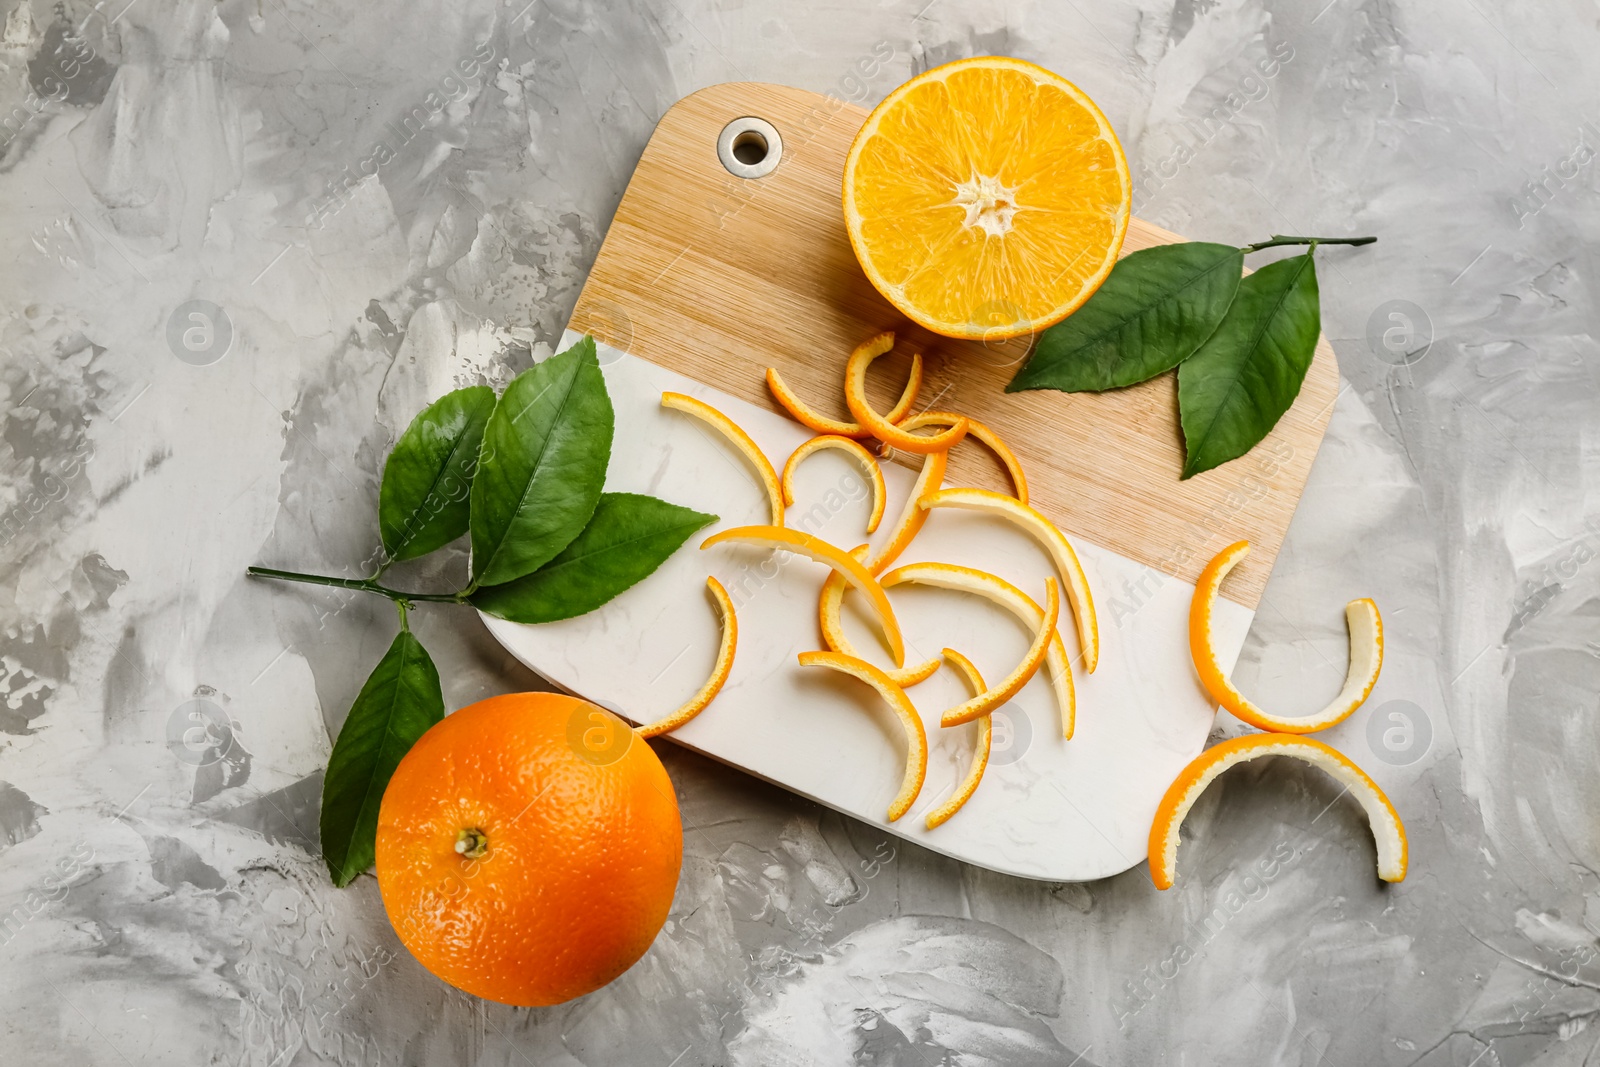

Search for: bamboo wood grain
xmin=570 ymin=82 xmax=1337 ymax=608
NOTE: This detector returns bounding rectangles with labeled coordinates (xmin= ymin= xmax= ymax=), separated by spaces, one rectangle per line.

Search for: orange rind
xmin=924 ymin=648 xmax=992 ymax=830
xmin=819 ymin=547 xmax=942 ymax=687
xmin=1148 ymin=733 xmax=1408 ymax=890
xmin=844 ymin=333 xmax=969 ymax=454
xmin=1191 ymin=541 xmax=1384 ymax=733
xmin=702 ymin=525 xmax=905 ymax=666
xmin=881 ymin=562 xmax=1075 ymax=738
xmin=934 ymin=578 xmax=1057 ymax=728
xmin=896 ymin=410 xmax=1029 ymax=504
xmin=798 ymin=651 xmax=928 ymax=822
xmin=661 ymin=392 xmax=784 ymax=526
xmin=920 ymin=487 xmax=1098 ymax=673
xmin=864 ymin=449 xmax=948 ymax=576
xmin=781 ymin=435 xmax=887 ymax=533
xmin=765 ymin=353 xmax=923 ymax=438
xmin=636 ymin=577 xmax=737 ymax=739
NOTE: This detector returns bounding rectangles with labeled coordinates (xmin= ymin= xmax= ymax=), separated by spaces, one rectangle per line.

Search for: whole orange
xmin=375 ymin=692 xmax=682 ymax=1006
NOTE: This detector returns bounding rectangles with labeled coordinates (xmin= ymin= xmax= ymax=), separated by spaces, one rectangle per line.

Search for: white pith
xmin=953 ymin=172 xmax=1020 ymax=238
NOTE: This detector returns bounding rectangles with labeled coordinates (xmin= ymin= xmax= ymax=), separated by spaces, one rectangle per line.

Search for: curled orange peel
xmin=931 ymin=577 xmax=1057 ymax=728
xmin=924 ymin=648 xmax=992 ymax=830
xmin=880 ymin=562 xmax=1075 ymax=738
xmin=781 ymin=435 xmax=887 ymax=533
xmin=765 ymin=352 xmax=923 ymax=438
xmin=1149 ymin=733 xmax=1407 ymax=890
xmin=797 ymin=650 xmax=928 ymax=822
xmin=661 ymin=392 xmax=783 ymax=526
xmin=1191 ymin=541 xmax=1384 ymax=733
xmin=920 ymin=487 xmax=1098 ymax=673
xmin=635 ymin=577 xmax=737 ymax=739
xmin=702 ymin=525 xmax=904 ymax=666
xmin=896 ymin=411 xmax=1029 ymax=505
xmin=818 ymin=546 xmax=941 ymax=686
xmin=844 ymin=333 xmax=968 ymax=454
xmin=864 ymin=449 xmax=948 ymax=576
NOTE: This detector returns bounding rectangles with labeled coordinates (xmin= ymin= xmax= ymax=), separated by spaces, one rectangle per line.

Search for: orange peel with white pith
xmin=930 ymin=578 xmax=1057 ymax=728
xmin=797 ymin=651 xmax=928 ymax=822
xmin=844 ymin=333 xmax=968 ymax=454
xmin=765 ymin=353 xmax=923 ymax=438
xmin=920 ymin=487 xmax=1098 ymax=674
xmin=864 ymin=449 xmax=948 ymax=576
xmin=781 ymin=435 xmax=887 ymax=533
xmin=661 ymin=392 xmax=784 ymax=526
xmin=635 ymin=577 xmax=737 ymax=739
xmin=895 ymin=411 xmax=1029 ymax=505
xmin=1149 ymin=733 xmax=1407 ymax=890
xmin=924 ymin=648 xmax=992 ymax=830
xmin=702 ymin=525 xmax=905 ymax=666
xmin=1191 ymin=541 xmax=1384 ymax=733
xmin=880 ymin=562 xmax=1076 ymax=738
xmin=819 ymin=548 xmax=942 ymax=686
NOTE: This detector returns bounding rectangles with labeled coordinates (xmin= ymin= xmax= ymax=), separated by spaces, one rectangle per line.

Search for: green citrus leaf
xmin=320 ymin=627 xmax=444 ymax=887
xmin=473 ymin=492 xmax=716 ymax=623
xmin=1008 ymin=242 xmax=1243 ymax=393
xmin=378 ymin=385 xmax=495 ymax=561
xmin=469 ymin=336 xmax=613 ymax=587
xmin=1178 ymin=253 xmax=1321 ymax=479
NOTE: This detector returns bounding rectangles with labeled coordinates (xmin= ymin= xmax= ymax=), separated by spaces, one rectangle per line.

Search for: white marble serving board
xmin=480 ymin=331 xmax=1251 ymax=881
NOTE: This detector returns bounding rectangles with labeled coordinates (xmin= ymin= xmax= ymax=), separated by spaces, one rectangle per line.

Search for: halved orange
xmin=843 ymin=56 xmax=1131 ymax=340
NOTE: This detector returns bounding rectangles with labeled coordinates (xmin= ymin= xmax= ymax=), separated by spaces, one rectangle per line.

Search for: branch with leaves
xmin=1007 ymin=235 xmax=1374 ymax=478
xmin=249 ymin=337 xmax=715 ymax=885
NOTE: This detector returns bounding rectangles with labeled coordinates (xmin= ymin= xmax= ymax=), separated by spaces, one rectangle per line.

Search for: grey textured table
xmin=0 ymin=0 xmax=1591 ymax=1062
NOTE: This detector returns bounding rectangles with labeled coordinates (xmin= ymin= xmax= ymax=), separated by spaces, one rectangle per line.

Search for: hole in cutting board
xmin=732 ymin=130 xmax=768 ymax=165
xmin=718 ymin=116 xmax=783 ymax=179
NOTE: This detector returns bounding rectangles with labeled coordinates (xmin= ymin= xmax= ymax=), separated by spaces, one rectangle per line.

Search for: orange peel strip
xmin=635 ymin=577 xmax=737 ymax=739
xmin=818 ymin=546 xmax=941 ymax=686
xmin=880 ymin=561 xmax=1076 ymax=738
xmin=702 ymin=525 xmax=904 ymax=666
xmin=864 ymin=449 xmax=948 ymax=576
xmin=896 ymin=411 xmax=1029 ymax=505
xmin=933 ymin=578 xmax=1057 ymax=728
xmin=765 ymin=353 xmax=923 ymax=438
xmin=797 ymin=651 xmax=928 ymax=822
xmin=661 ymin=392 xmax=784 ymax=526
xmin=781 ymin=435 xmax=888 ymax=533
xmin=920 ymin=487 xmax=1099 ymax=673
xmin=1149 ymin=733 xmax=1407 ymax=890
xmin=844 ymin=333 xmax=968 ymax=454
xmin=924 ymin=648 xmax=992 ymax=830
xmin=1191 ymin=541 xmax=1384 ymax=733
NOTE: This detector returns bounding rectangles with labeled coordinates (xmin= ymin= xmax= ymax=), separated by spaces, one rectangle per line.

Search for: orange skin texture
xmin=376 ymin=692 xmax=683 ymax=1007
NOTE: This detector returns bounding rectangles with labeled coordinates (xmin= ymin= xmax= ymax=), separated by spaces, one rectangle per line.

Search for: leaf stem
xmin=246 ymin=566 xmax=466 ymax=604
xmin=1239 ymin=234 xmax=1376 ymax=254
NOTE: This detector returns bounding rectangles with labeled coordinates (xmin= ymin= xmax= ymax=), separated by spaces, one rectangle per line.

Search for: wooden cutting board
xmin=482 ymin=82 xmax=1336 ymax=882
xmin=568 ymin=82 xmax=1336 ymax=608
